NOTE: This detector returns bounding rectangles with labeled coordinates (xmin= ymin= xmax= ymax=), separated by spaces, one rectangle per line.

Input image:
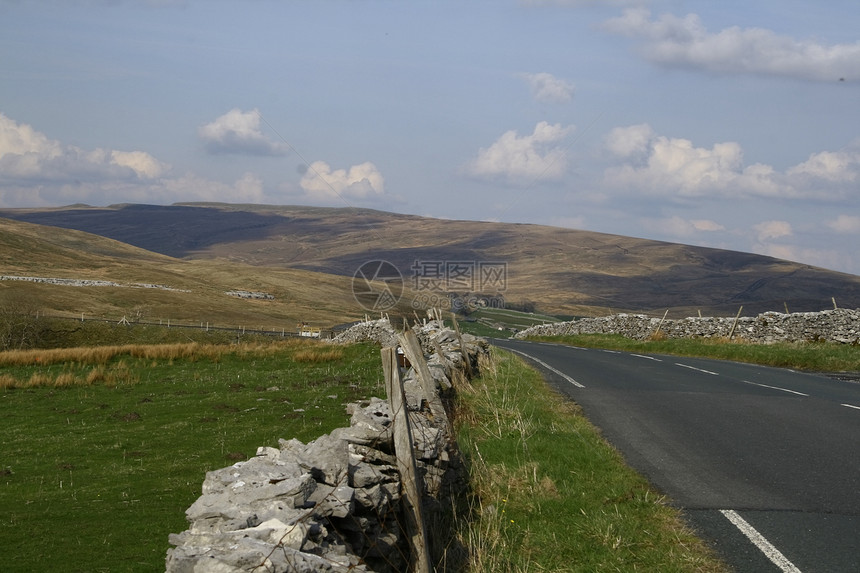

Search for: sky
xmin=1 ymin=0 xmax=859 ymax=275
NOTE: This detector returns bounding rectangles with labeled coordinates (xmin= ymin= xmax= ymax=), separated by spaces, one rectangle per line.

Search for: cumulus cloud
xmin=787 ymin=149 xmax=860 ymax=183
xmin=0 ymin=112 xmax=292 ymax=208
xmin=827 ymin=215 xmax=860 ymax=234
xmin=0 ymin=112 xmax=169 ymax=188
xmin=299 ymin=160 xmax=385 ymax=202
xmin=753 ymin=220 xmax=793 ymax=242
xmin=198 ymin=108 xmax=289 ymax=156
xmin=520 ymin=72 xmax=575 ymax=103
xmin=604 ymin=8 xmax=860 ymax=82
xmin=466 ymin=121 xmax=575 ymax=184
xmin=604 ymin=123 xmax=860 ymax=200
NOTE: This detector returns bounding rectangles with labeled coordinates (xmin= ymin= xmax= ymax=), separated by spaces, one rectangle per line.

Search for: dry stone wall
xmin=166 ymin=317 xmax=487 ymax=573
xmin=515 ymin=308 xmax=860 ymax=345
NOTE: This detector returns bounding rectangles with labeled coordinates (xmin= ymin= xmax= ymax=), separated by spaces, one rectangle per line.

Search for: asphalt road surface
xmin=490 ymin=338 xmax=860 ymax=573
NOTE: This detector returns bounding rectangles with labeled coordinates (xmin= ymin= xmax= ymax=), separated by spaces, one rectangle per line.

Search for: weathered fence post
xmin=449 ymin=314 xmax=473 ymax=378
xmin=728 ymin=306 xmax=743 ymax=340
xmin=399 ymin=330 xmax=450 ymax=430
xmin=381 ymin=347 xmax=432 ymax=573
xmin=653 ymin=309 xmax=669 ymax=338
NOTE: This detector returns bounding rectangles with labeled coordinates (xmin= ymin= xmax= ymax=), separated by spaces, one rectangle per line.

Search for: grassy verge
xmin=453 ymin=348 xmax=728 ymax=572
xmin=528 ymin=333 xmax=860 ymax=373
xmin=0 ymin=339 xmax=383 ymax=572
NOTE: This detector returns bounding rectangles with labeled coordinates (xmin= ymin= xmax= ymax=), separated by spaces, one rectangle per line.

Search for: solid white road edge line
xmin=674 ymin=362 xmax=719 ymax=375
xmin=506 ymin=348 xmax=585 ymax=388
xmin=631 ymin=353 xmax=662 ymax=361
xmin=720 ymin=510 xmax=803 ymax=573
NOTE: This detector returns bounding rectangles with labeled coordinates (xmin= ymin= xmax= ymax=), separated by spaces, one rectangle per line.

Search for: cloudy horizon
xmin=1 ymin=0 xmax=858 ymax=275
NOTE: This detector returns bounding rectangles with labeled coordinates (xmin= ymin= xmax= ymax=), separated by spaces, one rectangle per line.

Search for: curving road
xmin=490 ymin=338 xmax=860 ymax=573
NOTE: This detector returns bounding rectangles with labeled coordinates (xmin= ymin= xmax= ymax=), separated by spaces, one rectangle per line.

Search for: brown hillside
xmin=2 ymin=203 xmax=860 ymax=317
xmin=0 ymin=217 xmax=383 ymax=329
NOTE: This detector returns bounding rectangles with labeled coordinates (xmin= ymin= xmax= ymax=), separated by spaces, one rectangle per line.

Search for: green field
xmin=457 ymin=307 xmax=563 ymax=338
xmin=0 ymin=339 xmax=383 ymax=572
xmin=6 ymin=321 xmax=855 ymax=572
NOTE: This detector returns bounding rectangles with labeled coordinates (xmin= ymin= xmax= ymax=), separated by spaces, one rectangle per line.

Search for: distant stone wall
xmin=515 ymin=308 xmax=860 ymax=345
xmin=166 ymin=318 xmax=487 ymax=573
xmin=0 ymin=275 xmax=190 ymax=292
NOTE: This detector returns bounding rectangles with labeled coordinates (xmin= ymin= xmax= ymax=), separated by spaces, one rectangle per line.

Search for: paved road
xmin=490 ymin=338 xmax=860 ymax=573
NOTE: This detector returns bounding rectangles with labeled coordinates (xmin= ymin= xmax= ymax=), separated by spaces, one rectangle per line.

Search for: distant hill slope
xmin=3 ymin=202 xmax=860 ymax=317
xmin=0 ymin=216 xmax=371 ymax=328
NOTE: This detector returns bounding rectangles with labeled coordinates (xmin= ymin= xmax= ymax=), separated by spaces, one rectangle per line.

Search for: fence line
xmin=16 ymin=312 xmax=335 ymax=339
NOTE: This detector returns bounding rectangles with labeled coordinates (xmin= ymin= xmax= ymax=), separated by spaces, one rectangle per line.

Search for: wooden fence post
xmin=398 ymin=330 xmax=448 ymax=426
xmin=653 ymin=309 xmax=669 ymax=338
xmin=728 ymin=306 xmax=743 ymax=340
xmin=449 ymin=314 xmax=473 ymax=378
xmin=381 ymin=347 xmax=432 ymax=573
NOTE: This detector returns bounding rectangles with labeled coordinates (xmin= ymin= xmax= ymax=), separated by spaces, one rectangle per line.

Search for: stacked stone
xmin=225 ymin=290 xmax=275 ymax=300
xmin=331 ymin=319 xmax=399 ymax=347
xmin=514 ymin=308 xmax=860 ymax=345
xmin=166 ymin=318 xmax=487 ymax=573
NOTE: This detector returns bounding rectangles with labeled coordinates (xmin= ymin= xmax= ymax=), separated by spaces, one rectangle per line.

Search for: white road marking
xmin=841 ymin=403 xmax=860 ymax=411
xmin=631 ymin=353 xmax=662 ymax=362
xmin=674 ymin=362 xmax=719 ymax=375
xmin=740 ymin=380 xmax=808 ymax=396
xmin=720 ymin=510 xmax=803 ymax=573
xmin=506 ymin=348 xmax=585 ymax=388
xmin=600 ymin=349 xmax=621 ymax=354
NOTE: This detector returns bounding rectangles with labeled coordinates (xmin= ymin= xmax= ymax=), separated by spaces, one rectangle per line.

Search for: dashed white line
xmin=720 ymin=510 xmax=803 ymax=573
xmin=506 ymin=348 xmax=585 ymax=388
xmin=740 ymin=380 xmax=808 ymax=396
xmin=674 ymin=362 xmax=719 ymax=375
xmin=841 ymin=403 xmax=860 ymax=411
xmin=631 ymin=353 xmax=662 ymax=362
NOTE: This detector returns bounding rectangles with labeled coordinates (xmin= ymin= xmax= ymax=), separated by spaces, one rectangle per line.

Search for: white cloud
xmin=753 ymin=220 xmax=793 ymax=242
xmin=198 ymin=108 xmax=288 ymax=156
xmin=0 ymin=112 xmax=169 ymax=186
xmin=604 ymin=124 xmax=860 ymax=200
xmin=520 ymin=72 xmax=575 ymax=103
xmin=827 ymin=215 xmax=860 ymax=234
xmin=110 ymin=150 xmax=168 ymax=178
xmin=604 ymin=123 xmax=653 ymax=157
xmin=604 ymin=8 xmax=860 ymax=82
xmin=299 ymin=160 xmax=385 ymax=201
xmin=0 ymin=112 xmax=290 ymax=208
xmin=787 ymin=149 xmax=860 ymax=183
xmin=466 ymin=121 xmax=575 ymax=184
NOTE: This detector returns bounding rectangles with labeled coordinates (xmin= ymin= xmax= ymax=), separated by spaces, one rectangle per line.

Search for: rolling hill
xmin=0 ymin=216 xmax=390 ymax=330
xmin=3 ymin=202 xmax=860 ymax=319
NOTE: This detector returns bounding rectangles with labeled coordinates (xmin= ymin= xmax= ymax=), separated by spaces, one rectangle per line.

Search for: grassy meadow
xmin=0 ymin=336 xmax=383 ymax=572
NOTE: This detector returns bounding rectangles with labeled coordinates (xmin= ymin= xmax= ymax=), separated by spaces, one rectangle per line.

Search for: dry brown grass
xmin=292 ymin=346 xmax=344 ymax=363
xmin=0 ymin=338 xmax=346 ymax=389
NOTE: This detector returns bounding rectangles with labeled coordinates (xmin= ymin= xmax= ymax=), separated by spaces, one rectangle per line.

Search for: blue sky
xmin=2 ymin=0 xmax=859 ymax=275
